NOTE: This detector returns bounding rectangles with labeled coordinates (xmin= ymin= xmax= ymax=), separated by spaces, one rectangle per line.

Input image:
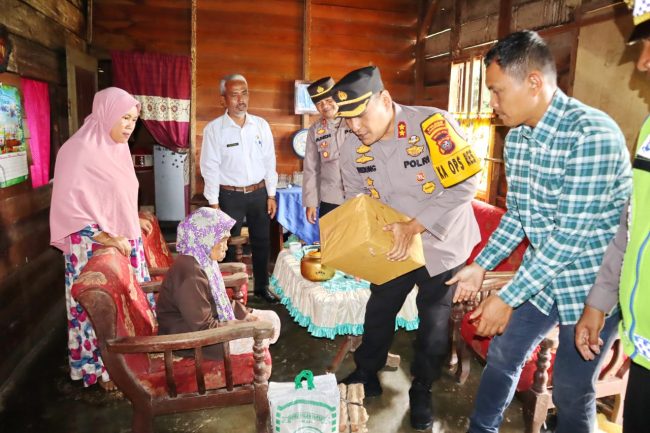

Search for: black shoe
xmin=255 ymin=289 xmax=279 ymax=304
xmin=340 ymin=368 xmax=382 ymax=397
xmin=409 ymin=381 xmax=433 ymax=431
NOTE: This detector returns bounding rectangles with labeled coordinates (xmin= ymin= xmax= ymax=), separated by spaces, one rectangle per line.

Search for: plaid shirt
xmin=475 ymin=90 xmax=632 ymax=324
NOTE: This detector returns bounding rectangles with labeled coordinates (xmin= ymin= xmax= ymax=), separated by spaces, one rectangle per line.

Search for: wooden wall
xmin=91 ymin=0 xmax=191 ymax=58
xmin=193 ymin=0 xmax=420 ymax=196
xmin=0 ymin=0 xmax=87 ymax=396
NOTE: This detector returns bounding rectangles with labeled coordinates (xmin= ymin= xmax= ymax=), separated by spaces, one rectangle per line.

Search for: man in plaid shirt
xmin=449 ymin=30 xmax=632 ymax=433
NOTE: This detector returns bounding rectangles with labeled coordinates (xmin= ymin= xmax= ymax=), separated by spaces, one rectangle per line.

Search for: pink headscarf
xmin=50 ymin=87 xmax=141 ymax=254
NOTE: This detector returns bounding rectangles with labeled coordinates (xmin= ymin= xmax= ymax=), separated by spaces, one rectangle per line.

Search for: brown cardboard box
xmin=319 ymin=195 xmax=425 ymax=285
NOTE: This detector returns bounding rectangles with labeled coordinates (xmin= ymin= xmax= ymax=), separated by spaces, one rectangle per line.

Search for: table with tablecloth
xmin=270 ymin=249 xmax=419 ymax=340
xmin=275 ymin=186 xmax=320 ymax=245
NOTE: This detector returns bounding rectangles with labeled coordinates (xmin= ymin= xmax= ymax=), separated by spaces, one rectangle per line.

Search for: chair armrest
xmin=223 ymin=272 xmax=249 ymax=288
xmin=480 ymin=271 xmax=516 ymax=292
xmin=141 ymin=281 xmax=162 ymax=293
xmin=219 ymin=262 xmax=247 ymax=274
xmin=228 ymin=235 xmax=248 ymax=246
xmin=106 ymin=320 xmax=274 ymax=354
xmin=149 ymin=267 xmax=169 ymax=277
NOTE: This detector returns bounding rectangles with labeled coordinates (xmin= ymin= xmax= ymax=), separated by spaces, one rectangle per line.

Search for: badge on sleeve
xmin=420 ymin=113 xmax=482 ymax=188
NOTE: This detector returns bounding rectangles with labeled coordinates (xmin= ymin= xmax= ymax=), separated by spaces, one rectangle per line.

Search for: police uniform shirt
xmin=200 ymin=111 xmax=278 ymax=205
xmin=302 ymin=116 xmax=350 ymax=207
xmin=339 ymin=103 xmax=481 ymax=277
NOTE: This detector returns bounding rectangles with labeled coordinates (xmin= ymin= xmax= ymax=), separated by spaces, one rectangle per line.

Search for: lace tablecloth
xmin=271 ymin=249 xmax=419 ymax=339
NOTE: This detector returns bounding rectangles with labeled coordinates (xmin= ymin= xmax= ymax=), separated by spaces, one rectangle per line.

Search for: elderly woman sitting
xmin=156 ymin=207 xmax=280 ymax=359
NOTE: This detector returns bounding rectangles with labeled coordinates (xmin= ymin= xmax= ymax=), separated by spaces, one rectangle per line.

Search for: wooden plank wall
xmin=0 ymin=0 xmax=87 ymax=393
xmin=194 ymin=0 xmax=420 ymax=195
xmin=91 ymin=0 xmax=192 ymax=57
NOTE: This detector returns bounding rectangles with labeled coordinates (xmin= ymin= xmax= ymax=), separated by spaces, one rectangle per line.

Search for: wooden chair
xmin=71 ymin=247 xmax=273 ymax=433
xmin=452 ymin=201 xmax=630 ymax=432
xmin=139 ymin=211 xmax=250 ymax=303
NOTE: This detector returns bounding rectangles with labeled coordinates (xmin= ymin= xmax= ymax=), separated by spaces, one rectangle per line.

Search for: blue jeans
xmin=468 ymin=301 xmax=620 ymax=433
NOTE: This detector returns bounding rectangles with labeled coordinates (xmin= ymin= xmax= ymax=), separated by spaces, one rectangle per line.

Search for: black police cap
xmin=307 ymin=77 xmax=335 ymax=104
xmin=332 ymin=66 xmax=384 ymax=118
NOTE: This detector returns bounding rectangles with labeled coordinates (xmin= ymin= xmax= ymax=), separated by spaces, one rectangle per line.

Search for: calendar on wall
xmin=0 ymin=83 xmax=28 ymax=188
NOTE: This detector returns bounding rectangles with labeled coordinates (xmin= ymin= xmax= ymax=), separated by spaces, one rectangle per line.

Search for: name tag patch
xmin=226 ymin=142 xmax=239 ymax=148
xmin=420 ymin=113 xmax=482 ymax=187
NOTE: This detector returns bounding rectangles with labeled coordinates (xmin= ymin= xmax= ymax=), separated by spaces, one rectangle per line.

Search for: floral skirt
xmin=64 ymin=225 xmax=151 ymax=387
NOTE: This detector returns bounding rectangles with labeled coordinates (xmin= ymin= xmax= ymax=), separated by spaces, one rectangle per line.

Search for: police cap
xmin=307 ymin=77 xmax=335 ymax=104
xmin=332 ymin=66 xmax=384 ymax=118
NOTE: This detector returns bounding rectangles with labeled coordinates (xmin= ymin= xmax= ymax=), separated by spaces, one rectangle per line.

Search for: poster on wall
xmin=0 ymin=83 xmax=28 ymax=188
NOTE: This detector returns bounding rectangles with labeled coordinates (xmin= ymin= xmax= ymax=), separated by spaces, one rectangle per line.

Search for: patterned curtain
xmin=111 ymin=51 xmax=190 ymax=150
xmin=20 ymin=77 xmax=50 ymax=188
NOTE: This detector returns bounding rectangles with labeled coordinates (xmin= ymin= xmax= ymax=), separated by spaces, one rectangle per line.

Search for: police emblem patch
xmin=408 ymin=135 xmax=420 ymax=145
xmin=356 ymin=155 xmax=374 ymax=164
xmin=356 ymin=144 xmax=372 ymax=154
xmin=320 ymin=141 xmax=329 ymax=149
xmin=420 ymin=113 xmax=482 ymax=188
xmin=416 ymin=172 xmax=425 ymax=182
xmin=422 ymin=181 xmax=436 ymax=194
xmin=406 ymin=145 xmax=424 ymax=157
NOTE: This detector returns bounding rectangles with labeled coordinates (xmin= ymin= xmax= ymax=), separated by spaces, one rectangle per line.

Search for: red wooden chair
xmin=452 ymin=200 xmax=629 ymax=433
xmin=139 ymin=211 xmax=249 ymax=304
xmin=71 ymin=247 xmax=273 ymax=433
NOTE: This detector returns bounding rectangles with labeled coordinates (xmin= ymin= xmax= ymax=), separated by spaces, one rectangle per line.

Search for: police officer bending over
xmin=336 ymin=66 xmax=481 ymax=431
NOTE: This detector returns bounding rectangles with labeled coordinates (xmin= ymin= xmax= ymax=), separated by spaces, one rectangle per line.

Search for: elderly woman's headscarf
xmin=50 ymin=87 xmax=141 ymax=254
xmin=176 ymin=207 xmax=236 ymax=321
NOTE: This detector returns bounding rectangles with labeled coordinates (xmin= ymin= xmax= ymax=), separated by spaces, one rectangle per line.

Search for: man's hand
xmin=384 ymin=219 xmax=424 ymax=261
xmin=139 ymin=217 xmax=153 ymax=236
xmin=470 ymin=295 xmax=513 ymax=337
xmin=305 ymin=207 xmax=317 ymax=224
xmin=448 ymin=262 xmax=487 ymax=303
xmin=267 ymin=198 xmax=277 ymax=219
xmin=575 ymin=305 xmax=606 ymax=361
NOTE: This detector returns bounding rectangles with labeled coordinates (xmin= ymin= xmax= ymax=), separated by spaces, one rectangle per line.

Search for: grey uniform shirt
xmin=339 ymin=103 xmax=481 ymax=277
xmin=585 ymin=203 xmax=629 ymax=314
xmin=302 ymin=117 xmax=349 ymax=207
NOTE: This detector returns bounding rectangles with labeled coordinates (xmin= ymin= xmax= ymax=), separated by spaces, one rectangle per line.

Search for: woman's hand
xmin=139 ymin=217 xmax=153 ymax=236
xmin=305 ymin=207 xmax=317 ymax=224
xmin=107 ymin=236 xmax=132 ymax=256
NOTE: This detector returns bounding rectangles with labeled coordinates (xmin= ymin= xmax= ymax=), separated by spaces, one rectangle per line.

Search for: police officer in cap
xmin=302 ymin=77 xmax=350 ymax=222
xmin=335 ymin=66 xmax=481 ymax=431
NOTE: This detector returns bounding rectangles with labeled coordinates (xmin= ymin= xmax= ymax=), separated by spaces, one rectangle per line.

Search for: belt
xmin=220 ymin=180 xmax=265 ymax=193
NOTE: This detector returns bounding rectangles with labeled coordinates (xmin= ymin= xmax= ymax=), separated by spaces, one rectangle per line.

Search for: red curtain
xmin=20 ymin=77 xmax=50 ymax=188
xmin=111 ymin=51 xmax=190 ymax=150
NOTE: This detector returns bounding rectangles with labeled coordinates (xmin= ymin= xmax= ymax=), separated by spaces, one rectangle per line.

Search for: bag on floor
xmin=268 ymin=369 xmax=340 ymax=433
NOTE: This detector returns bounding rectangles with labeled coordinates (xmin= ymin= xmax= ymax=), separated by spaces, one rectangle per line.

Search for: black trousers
xmin=623 ymin=361 xmax=650 ymax=433
xmin=219 ymin=187 xmax=270 ymax=293
xmin=318 ymin=201 xmax=339 ymax=218
xmin=353 ymin=264 xmax=461 ymax=386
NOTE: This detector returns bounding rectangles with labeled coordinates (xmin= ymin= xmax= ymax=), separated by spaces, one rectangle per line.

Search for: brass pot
xmin=300 ymin=246 xmax=335 ymax=282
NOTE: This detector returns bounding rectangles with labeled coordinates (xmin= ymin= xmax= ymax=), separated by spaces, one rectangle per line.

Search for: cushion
xmin=72 ymin=247 xmax=270 ymax=395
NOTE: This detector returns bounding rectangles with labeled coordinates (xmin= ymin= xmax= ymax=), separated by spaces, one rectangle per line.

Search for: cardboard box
xmin=319 ymin=195 xmax=425 ymax=285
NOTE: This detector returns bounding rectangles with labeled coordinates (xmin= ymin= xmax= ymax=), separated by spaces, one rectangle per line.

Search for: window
xmin=448 ymin=56 xmax=498 ymax=203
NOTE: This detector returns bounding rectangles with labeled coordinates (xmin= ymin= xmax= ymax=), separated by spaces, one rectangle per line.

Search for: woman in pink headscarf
xmin=50 ymin=87 xmax=153 ymax=389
